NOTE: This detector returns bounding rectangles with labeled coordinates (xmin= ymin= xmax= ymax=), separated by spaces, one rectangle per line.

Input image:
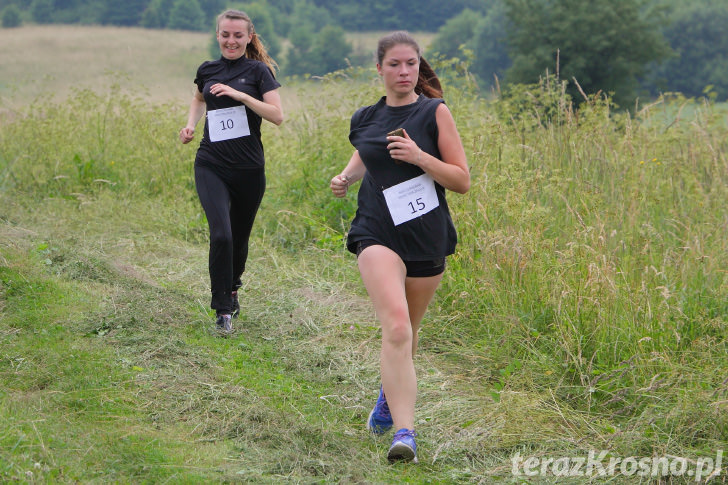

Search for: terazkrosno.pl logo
xmin=511 ymin=449 xmax=723 ymax=481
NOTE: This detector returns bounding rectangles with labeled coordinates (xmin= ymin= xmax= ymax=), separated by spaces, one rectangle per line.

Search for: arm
xmin=330 ymin=150 xmax=367 ymax=198
xmin=209 ymin=84 xmax=284 ymax=126
xmin=179 ymin=90 xmax=206 ymax=144
xmin=386 ymin=103 xmax=470 ymax=194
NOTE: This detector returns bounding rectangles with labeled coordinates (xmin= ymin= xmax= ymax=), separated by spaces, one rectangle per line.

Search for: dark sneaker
xmin=366 ymin=386 xmax=393 ymax=434
xmin=231 ymin=291 xmax=240 ymax=319
xmin=387 ymin=428 xmax=418 ymax=463
xmin=215 ymin=313 xmax=232 ymax=335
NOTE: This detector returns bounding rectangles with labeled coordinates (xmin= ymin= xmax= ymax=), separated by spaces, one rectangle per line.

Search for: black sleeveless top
xmin=347 ymin=95 xmax=457 ymax=261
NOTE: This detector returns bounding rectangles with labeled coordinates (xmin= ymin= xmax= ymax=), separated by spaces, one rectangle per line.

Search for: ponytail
xmin=377 ymin=31 xmax=443 ymax=99
xmin=216 ymin=9 xmax=279 ymax=76
xmin=416 ymin=57 xmax=443 ymax=99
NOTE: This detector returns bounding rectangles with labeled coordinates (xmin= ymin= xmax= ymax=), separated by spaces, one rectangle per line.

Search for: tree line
xmin=0 ymin=0 xmax=480 ymax=78
xmin=2 ymin=0 xmax=727 ymax=104
xmin=430 ymin=0 xmax=728 ymax=105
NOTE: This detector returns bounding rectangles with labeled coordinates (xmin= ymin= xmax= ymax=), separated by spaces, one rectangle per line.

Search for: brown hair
xmin=216 ymin=9 xmax=278 ymax=76
xmin=376 ymin=31 xmax=443 ymax=99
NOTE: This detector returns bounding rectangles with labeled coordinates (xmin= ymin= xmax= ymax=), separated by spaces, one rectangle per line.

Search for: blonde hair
xmin=377 ymin=31 xmax=442 ymax=98
xmin=216 ymin=9 xmax=279 ymax=76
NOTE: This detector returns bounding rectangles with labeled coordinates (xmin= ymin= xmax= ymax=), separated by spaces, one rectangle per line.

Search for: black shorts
xmin=353 ymin=240 xmax=446 ymax=278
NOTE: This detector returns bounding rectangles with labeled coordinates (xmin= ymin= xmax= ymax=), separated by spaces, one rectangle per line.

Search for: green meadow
xmin=1 ymin=26 xmax=727 ymax=483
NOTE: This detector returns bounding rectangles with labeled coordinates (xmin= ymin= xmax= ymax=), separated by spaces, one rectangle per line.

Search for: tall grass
xmin=1 ymin=56 xmax=727 ymax=481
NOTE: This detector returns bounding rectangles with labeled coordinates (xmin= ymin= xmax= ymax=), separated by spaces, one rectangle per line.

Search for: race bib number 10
xmin=208 ymin=106 xmax=250 ymax=142
xmin=382 ymin=173 xmax=440 ymax=226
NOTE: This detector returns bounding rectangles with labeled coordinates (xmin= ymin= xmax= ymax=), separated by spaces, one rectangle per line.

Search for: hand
xmin=386 ymin=128 xmax=422 ymax=165
xmin=210 ymin=83 xmax=245 ymax=102
xmin=330 ymin=174 xmax=349 ymax=198
xmin=179 ymin=127 xmax=195 ymax=144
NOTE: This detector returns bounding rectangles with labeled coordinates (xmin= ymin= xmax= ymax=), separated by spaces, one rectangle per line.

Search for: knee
xmin=210 ymin=228 xmax=233 ymax=247
xmin=381 ymin=308 xmax=412 ymax=348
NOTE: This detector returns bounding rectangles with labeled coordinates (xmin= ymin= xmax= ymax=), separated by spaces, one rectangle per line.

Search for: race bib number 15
xmin=208 ymin=106 xmax=250 ymax=142
xmin=382 ymin=173 xmax=440 ymax=226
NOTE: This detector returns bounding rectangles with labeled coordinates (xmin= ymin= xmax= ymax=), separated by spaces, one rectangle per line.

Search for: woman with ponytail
xmin=330 ymin=31 xmax=470 ymax=463
xmin=180 ymin=9 xmax=283 ymax=335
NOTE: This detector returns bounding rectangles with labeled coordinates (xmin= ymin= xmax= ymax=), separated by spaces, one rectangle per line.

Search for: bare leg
xmin=357 ymin=245 xmax=443 ymax=432
xmin=405 ymin=273 xmax=443 ymax=355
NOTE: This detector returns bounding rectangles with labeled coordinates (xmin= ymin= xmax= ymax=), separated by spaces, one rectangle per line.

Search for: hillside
xmin=0 ymin=26 xmax=209 ymax=110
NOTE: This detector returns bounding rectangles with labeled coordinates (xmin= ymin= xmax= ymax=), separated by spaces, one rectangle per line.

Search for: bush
xmin=1 ymin=5 xmax=22 ymax=28
xmin=167 ymin=0 xmax=205 ymax=31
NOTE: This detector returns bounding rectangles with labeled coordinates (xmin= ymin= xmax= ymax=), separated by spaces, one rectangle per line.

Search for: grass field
xmin=0 ymin=26 xmax=210 ymax=111
xmin=1 ymin=25 xmax=727 ymax=483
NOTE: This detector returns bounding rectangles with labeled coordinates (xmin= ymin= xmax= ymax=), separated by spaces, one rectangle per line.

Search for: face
xmin=217 ymin=18 xmax=252 ymax=60
xmin=377 ymin=44 xmax=419 ymax=98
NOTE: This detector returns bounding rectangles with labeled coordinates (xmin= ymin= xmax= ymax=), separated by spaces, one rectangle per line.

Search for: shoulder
xmin=351 ymin=105 xmax=371 ymax=122
xmin=198 ymin=58 xmax=222 ymax=71
xmin=244 ymin=58 xmax=273 ymax=76
xmin=422 ymin=95 xmax=445 ymax=106
xmin=196 ymin=59 xmax=222 ymax=77
xmin=244 ymin=58 xmax=266 ymax=71
xmin=245 ymin=59 xmax=280 ymax=86
xmin=420 ymin=95 xmax=445 ymax=113
xmin=351 ymin=97 xmax=385 ymax=126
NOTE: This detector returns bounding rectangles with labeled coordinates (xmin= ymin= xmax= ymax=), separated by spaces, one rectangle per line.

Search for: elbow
xmin=453 ymin=177 xmax=471 ymax=194
xmin=453 ymin=173 xmax=471 ymax=194
xmin=273 ymin=108 xmax=285 ymax=126
xmin=453 ymin=182 xmax=470 ymax=194
xmin=264 ymin=108 xmax=284 ymax=126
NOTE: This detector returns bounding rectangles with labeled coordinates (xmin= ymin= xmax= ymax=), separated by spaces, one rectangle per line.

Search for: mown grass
xmin=1 ymin=29 xmax=727 ymax=484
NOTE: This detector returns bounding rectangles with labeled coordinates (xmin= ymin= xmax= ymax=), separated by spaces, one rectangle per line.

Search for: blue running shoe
xmin=388 ymin=428 xmax=418 ymax=463
xmin=366 ymin=386 xmax=393 ymax=434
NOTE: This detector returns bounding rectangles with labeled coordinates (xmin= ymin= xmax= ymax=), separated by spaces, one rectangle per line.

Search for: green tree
xmin=310 ymin=25 xmax=352 ymax=75
xmin=430 ymin=1 xmax=512 ymax=90
xmin=469 ymin=0 xmax=511 ymax=89
xmin=430 ymin=8 xmax=483 ymax=60
xmin=504 ymin=0 xmax=669 ymax=107
xmin=651 ymin=0 xmax=728 ymax=100
xmin=100 ymin=0 xmax=149 ymax=26
xmin=167 ymin=0 xmax=205 ymax=31
xmin=141 ymin=0 xmax=175 ymax=29
xmin=2 ymin=4 xmax=22 ymax=27
xmin=312 ymin=0 xmax=488 ymax=31
xmin=292 ymin=0 xmax=332 ymax=32
xmin=30 ymin=0 xmax=53 ymax=24
xmin=198 ymin=0 xmax=226 ymax=26
xmin=283 ymin=23 xmax=316 ymax=76
xmin=283 ymin=23 xmax=352 ymax=77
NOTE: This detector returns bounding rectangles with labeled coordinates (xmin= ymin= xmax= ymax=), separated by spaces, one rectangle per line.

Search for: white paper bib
xmin=382 ymin=173 xmax=439 ymax=226
xmin=207 ymin=106 xmax=250 ymax=142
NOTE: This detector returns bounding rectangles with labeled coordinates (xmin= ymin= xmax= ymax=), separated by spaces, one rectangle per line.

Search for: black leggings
xmin=195 ymin=164 xmax=265 ymax=314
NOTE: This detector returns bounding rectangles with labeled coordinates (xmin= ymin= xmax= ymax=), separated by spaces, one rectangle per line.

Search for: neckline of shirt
xmin=382 ymin=94 xmax=423 ymax=111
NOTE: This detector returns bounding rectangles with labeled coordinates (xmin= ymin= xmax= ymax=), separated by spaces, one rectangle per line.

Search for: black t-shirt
xmin=347 ymin=95 xmax=458 ymax=261
xmin=193 ymin=56 xmax=280 ymax=170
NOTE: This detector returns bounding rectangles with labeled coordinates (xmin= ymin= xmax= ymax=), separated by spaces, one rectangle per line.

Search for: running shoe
xmin=366 ymin=386 xmax=393 ymax=434
xmin=387 ymin=428 xmax=418 ymax=463
xmin=231 ymin=291 xmax=240 ymax=319
xmin=215 ymin=313 xmax=232 ymax=335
